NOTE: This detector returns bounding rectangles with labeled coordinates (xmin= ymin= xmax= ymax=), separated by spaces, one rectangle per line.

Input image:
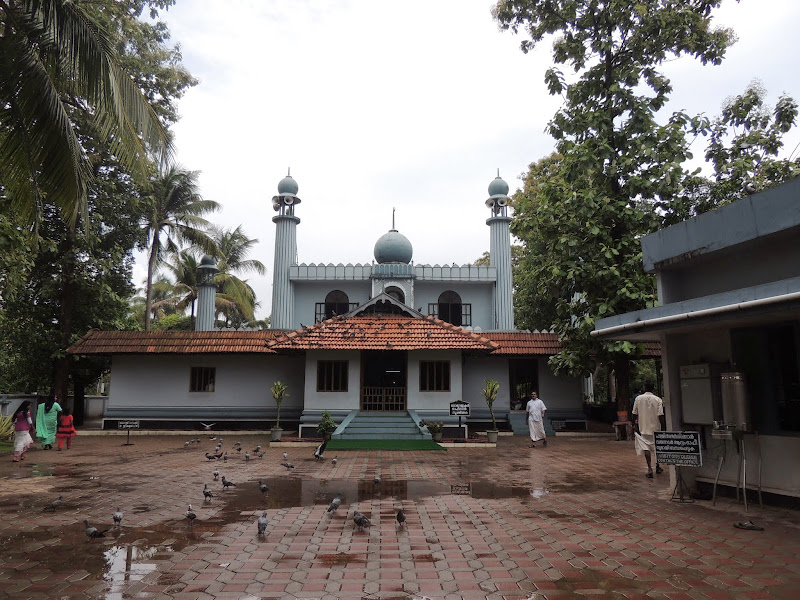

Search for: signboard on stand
xmin=450 ymin=401 xmax=470 ymax=430
xmin=118 ymin=420 xmax=139 ymax=446
xmin=654 ymin=431 xmax=702 ymax=467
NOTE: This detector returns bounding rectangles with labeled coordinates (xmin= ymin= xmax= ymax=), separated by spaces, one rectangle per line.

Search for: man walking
xmin=526 ymin=391 xmax=547 ymax=448
xmin=632 ymin=381 xmax=665 ymax=478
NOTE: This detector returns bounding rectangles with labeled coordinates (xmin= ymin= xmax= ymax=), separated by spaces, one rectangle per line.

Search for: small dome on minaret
xmin=488 ymin=173 xmax=509 ymax=199
xmin=277 ymin=173 xmax=299 ymax=195
xmin=272 ymin=168 xmax=301 ymax=212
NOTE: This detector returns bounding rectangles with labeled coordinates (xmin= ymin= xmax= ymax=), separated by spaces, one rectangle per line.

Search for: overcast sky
xmin=138 ymin=0 xmax=800 ymax=320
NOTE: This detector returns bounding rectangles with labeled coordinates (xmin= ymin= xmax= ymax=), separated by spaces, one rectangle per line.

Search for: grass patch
xmin=325 ymin=439 xmax=446 ymax=451
xmin=0 ymin=441 xmax=12 ymax=455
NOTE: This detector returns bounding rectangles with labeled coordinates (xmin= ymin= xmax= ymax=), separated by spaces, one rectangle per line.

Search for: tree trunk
xmin=53 ymin=228 xmax=77 ymax=408
xmin=144 ymin=238 xmax=159 ymax=331
xmin=614 ymin=355 xmax=631 ymax=414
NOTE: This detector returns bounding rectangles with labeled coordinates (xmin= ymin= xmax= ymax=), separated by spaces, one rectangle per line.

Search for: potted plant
xmin=270 ymin=381 xmax=288 ymax=441
xmin=420 ymin=420 xmax=444 ymax=442
xmin=482 ymin=379 xmax=500 ymax=443
xmin=317 ymin=410 xmax=337 ymax=440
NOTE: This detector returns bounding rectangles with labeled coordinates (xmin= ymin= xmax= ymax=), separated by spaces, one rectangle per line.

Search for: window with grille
xmin=419 ymin=361 xmax=450 ymax=391
xmin=317 ymin=360 xmax=349 ymax=392
xmin=428 ymin=291 xmax=471 ymax=327
xmin=315 ymin=290 xmax=358 ymax=323
xmin=190 ymin=367 xmax=216 ymax=392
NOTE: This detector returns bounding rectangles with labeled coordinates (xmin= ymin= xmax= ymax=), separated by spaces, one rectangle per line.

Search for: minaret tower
xmin=270 ymin=170 xmax=301 ymax=330
xmin=196 ymin=255 xmax=218 ymax=331
xmin=485 ymin=171 xmax=514 ymax=330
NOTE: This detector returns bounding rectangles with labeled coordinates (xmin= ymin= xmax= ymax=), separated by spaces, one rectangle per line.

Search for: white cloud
xmin=134 ymin=0 xmax=800 ymax=319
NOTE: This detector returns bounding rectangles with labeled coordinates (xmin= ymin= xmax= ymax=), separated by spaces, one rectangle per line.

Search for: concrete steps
xmin=337 ymin=411 xmax=425 ymax=440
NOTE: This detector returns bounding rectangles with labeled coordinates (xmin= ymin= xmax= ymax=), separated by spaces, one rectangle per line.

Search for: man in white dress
xmin=632 ymin=381 xmax=665 ymax=478
xmin=526 ymin=391 xmax=548 ymax=448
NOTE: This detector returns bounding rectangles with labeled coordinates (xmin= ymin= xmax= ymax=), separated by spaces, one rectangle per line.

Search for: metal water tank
xmin=721 ymin=372 xmax=750 ymax=431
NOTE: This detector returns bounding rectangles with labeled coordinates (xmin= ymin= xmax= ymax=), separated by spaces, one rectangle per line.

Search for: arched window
xmin=435 ymin=290 xmax=469 ymax=326
xmin=385 ymin=286 xmax=405 ymax=304
xmin=316 ymin=290 xmax=351 ymax=322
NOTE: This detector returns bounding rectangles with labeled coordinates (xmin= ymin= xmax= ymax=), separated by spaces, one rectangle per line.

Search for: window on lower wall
xmin=190 ymin=367 xmax=216 ymax=392
xmin=317 ymin=360 xmax=348 ymax=392
xmin=420 ymin=361 xmax=450 ymax=391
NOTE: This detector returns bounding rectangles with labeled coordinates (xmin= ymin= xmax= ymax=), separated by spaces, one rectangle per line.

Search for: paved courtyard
xmin=1 ymin=432 xmax=798 ymax=600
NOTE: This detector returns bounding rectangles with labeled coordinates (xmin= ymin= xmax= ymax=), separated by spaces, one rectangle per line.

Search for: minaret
xmin=486 ymin=171 xmax=514 ymax=330
xmin=196 ymin=255 xmax=218 ymax=331
xmin=270 ymin=170 xmax=301 ymax=329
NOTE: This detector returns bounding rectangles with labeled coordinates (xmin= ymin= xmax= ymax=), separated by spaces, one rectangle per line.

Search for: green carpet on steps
xmin=325 ymin=439 xmax=446 ymax=451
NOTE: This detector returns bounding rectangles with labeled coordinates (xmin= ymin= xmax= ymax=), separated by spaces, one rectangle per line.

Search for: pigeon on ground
xmin=236 ymin=446 xmax=242 ymax=454
xmin=257 ymin=451 xmax=265 ymax=459
xmin=84 ymin=519 xmax=109 ymax=539
xmin=257 ymin=511 xmax=268 ymax=536
xmin=223 ymin=452 xmax=228 ymax=462
xmin=221 ymin=476 xmax=236 ymax=490
xmin=282 ymin=451 xmax=288 ymax=460
xmin=203 ymin=484 xmax=214 ymax=500
xmin=327 ymin=493 xmax=342 ymax=513
xmin=113 ymin=507 xmax=123 ymax=527
xmin=259 ymin=481 xmax=269 ymax=494
xmin=373 ymin=476 xmax=381 ymax=485
xmin=313 ymin=440 xmax=327 ymax=460
xmin=44 ymin=495 xmax=63 ymax=511
xmin=332 ymin=457 xmax=337 ymax=466
xmin=396 ymin=508 xmax=406 ymax=527
xmin=253 ymin=445 xmax=261 ymax=453
xmin=184 ymin=440 xmax=191 ymax=448
xmin=209 ymin=436 xmax=217 ymax=441
xmin=281 ymin=462 xmax=294 ymax=470
xmin=353 ymin=511 xmax=371 ymax=530
xmin=200 ymin=423 xmax=216 ymax=430
xmin=245 ymin=452 xmax=251 ymax=461
xmin=186 ymin=504 xmax=196 ymax=524
xmin=205 ymin=452 xmax=218 ymax=461
xmin=212 ymin=469 xmax=220 ymax=481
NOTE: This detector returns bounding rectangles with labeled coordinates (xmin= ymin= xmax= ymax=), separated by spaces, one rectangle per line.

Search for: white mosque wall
xmin=462 ymin=357 xmax=511 ymax=414
xmin=414 ymin=281 xmax=495 ymax=330
xmin=406 ymin=350 xmax=463 ymax=411
xmin=292 ymin=281 xmax=372 ymax=328
xmin=538 ymin=363 xmax=584 ymax=411
xmin=105 ymin=354 xmax=305 ymax=418
xmin=303 ymin=350 xmax=362 ymax=410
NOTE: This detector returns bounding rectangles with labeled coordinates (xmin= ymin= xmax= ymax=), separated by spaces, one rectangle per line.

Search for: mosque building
xmin=69 ymin=172 xmax=593 ymax=438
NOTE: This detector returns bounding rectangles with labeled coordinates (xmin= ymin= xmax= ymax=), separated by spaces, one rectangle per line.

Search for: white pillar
xmin=487 ymin=215 xmax=514 ymax=330
xmin=270 ymin=214 xmax=299 ymax=329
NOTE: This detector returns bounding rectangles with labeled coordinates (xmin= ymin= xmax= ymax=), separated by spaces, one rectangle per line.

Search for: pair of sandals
xmin=645 ymin=466 xmax=664 ymax=478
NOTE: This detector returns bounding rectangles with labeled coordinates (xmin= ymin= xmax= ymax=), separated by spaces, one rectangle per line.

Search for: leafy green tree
xmin=494 ymin=0 xmax=735 ymax=411
xmin=0 ymin=0 xmax=196 ymax=409
xmin=671 ymin=82 xmax=800 ymax=224
xmin=0 ymin=0 xmax=172 ymax=230
xmin=141 ymin=165 xmax=220 ymax=330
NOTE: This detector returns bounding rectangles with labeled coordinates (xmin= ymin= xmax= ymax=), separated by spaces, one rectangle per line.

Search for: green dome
xmin=277 ymin=174 xmax=299 ymax=195
xmin=200 ymin=255 xmax=216 ymax=267
xmin=374 ymin=230 xmax=413 ymax=264
xmin=488 ymin=175 xmax=509 ymax=198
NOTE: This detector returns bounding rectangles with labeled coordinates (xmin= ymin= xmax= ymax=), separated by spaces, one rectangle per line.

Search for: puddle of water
xmin=103 ymin=545 xmax=158 ymax=600
xmin=553 ymin=568 xmax=650 ymax=594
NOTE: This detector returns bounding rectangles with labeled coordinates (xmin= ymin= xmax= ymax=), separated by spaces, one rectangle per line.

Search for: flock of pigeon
xmin=58 ymin=427 xmax=405 ymax=542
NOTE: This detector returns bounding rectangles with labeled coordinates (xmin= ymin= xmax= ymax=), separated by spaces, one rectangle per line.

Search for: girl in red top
xmin=56 ymin=407 xmax=77 ymax=450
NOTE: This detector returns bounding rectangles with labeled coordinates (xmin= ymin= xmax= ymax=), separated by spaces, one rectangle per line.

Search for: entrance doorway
xmin=361 ymin=350 xmax=407 ymax=411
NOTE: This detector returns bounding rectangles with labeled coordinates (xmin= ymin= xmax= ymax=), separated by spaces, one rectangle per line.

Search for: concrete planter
xmin=270 ymin=427 xmax=283 ymax=441
xmin=486 ymin=430 xmax=499 ymax=443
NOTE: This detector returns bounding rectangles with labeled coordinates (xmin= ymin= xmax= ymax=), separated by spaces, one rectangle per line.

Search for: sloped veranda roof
xmin=67 ymin=317 xmax=661 ymax=356
xmin=266 ymin=314 xmax=497 ymax=352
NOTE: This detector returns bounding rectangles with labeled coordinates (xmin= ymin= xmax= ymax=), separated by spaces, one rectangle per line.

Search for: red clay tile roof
xmin=267 ymin=314 xmax=498 ymax=351
xmin=483 ymin=332 xmax=660 ymax=356
xmin=67 ymin=330 xmax=280 ymax=355
xmin=68 ymin=322 xmax=661 ymax=357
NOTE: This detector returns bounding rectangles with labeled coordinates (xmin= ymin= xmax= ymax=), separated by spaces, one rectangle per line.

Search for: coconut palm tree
xmin=0 ymin=0 xmax=171 ymax=231
xmin=141 ymin=166 xmax=219 ymax=330
xmin=209 ymin=225 xmax=266 ymax=325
